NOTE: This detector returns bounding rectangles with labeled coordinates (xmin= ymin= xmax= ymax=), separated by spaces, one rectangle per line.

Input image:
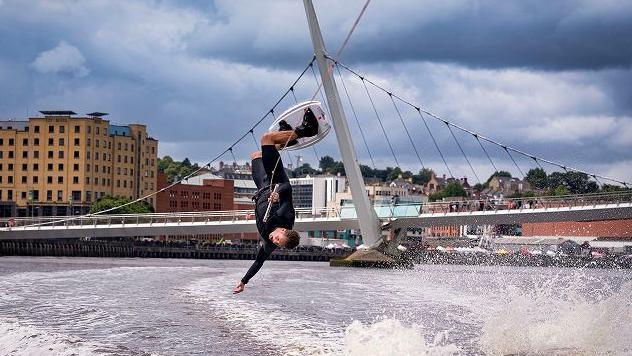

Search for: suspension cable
xmin=475 ymin=134 xmax=498 ymax=173
xmin=331 ymin=56 xmax=630 ymax=187
xmin=417 ymin=109 xmax=453 ymax=178
xmin=361 ymin=77 xmax=400 ymax=168
xmin=503 ymin=146 xmax=525 ymax=179
xmin=336 ymin=63 xmax=376 ymax=169
xmin=389 ymin=93 xmax=425 ymax=170
xmin=445 ymin=122 xmax=480 ymax=184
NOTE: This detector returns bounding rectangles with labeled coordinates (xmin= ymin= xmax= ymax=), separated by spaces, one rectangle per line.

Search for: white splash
xmin=480 ymin=278 xmax=632 ymax=355
xmin=344 ymin=319 xmax=461 ymax=356
xmin=0 ymin=317 xmax=98 ymax=356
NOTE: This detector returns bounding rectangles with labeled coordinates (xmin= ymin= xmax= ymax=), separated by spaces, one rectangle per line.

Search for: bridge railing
xmin=418 ymin=191 xmax=632 ymax=216
xmin=339 ymin=191 xmax=632 ymax=219
xmin=1 ymin=191 xmax=630 ymax=230
xmin=1 ymin=207 xmax=341 ymax=230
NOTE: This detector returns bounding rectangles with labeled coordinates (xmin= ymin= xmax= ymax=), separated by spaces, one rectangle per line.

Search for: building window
xmin=22 ymin=138 xmax=28 ymax=146
xmin=33 ymin=164 xmax=39 ymax=171
xmin=58 ymin=151 xmax=64 ymax=159
xmin=86 ymin=191 xmax=91 ymax=202
xmin=0 ymin=152 xmax=3 ymax=159
xmin=86 ymin=164 xmax=90 ymax=172
xmin=8 ymin=151 xmax=13 ymax=158
xmin=95 ymin=152 xmax=99 ymax=160
xmin=47 ymin=190 xmax=52 ymax=201
xmin=87 ymin=151 xmax=90 ymax=159
xmin=74 ymin=125 xmax=80 ymax=133
xmin=48 ymin=125 xmax=54 ymax=133
xmin=72 ymin=191 xmax=81 ymax=201
xmin=74 ymin=151 xmax=79 ymax=159
xmin=87 ymin=138 xmax=91 ymax=147
xmin=73 ymin=164 xmax=79 ymax=171
xmin=47 ymin=176 xmax=53 ymax=184
xmin=124 ymin=156 xmax=128 ymax=164
xmin=8 ymin=176 xmax=13 ymax=184
xmin=48 ymin=138 xmax=54 ymax=146
xmin=117 ymin=180 xmax=120 ymax=187
xmin=58 ymin=138 xmax=64 ymax=146
xmin=86 ymin=177 xmax=90 ymax=184
xmin=47 ymin=163 xmax=53 ymax=171
xmin=8 ymin=164 xmax=13 ymax=171
xmin=87 ymin=126 xmax=91 ymax=134
xmin=96 ymin=127 xmax=100 ymax=135
xmin=34 ymin=151 xmax=39 ymax=158
xmin=0 ymin=138 xmax=3 ymax=145
xmin=21 ymin=164 xmax=27 ymax=171
xmin=34 ymin=126 xmax=40 ymax=133
xmin=21 ymin=176 xmax=27 ymax=183
xmin=34 ymin=138 xmax=39 ymax=146
xmin=123 ymin=180 xmax=127 ymax=188
xmin=95 ymin=164 xmax=99 ymax=173
xmin=96 ymin=139 xmax=99 ymax=148
xmin=74 ymin=138 xmax=80 ymax=146
xmin=59 ymin=126 xmax=65 ymax=133
xmin=22 ymin=151 xmax=28 ymax=159
xmin=57 ymin=176 xmax=63 ymax=183
xmin=48 ymin=151 xmax=53 ymax=158
xmin=73 ymin=176 xmax=79 ymax=184
xmin=7 ymin=190 xmax=13 ymax=201
xmin=32 ymin=176 xmax=38 ymax=184
xmin=214 ymin=203 xmax=222 ymax=210
xmin=58 ymin=163 xmax=63 ymax=171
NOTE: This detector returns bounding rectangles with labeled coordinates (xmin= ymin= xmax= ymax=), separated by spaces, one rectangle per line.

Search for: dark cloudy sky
xmin=1 ymin=0 xmax=630 ymax=184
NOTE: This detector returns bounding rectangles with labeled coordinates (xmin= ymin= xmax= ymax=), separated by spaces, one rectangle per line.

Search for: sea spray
xmin=479 ymin=275 xmax=632 ymax=355
xmin=344 ymin=319 xmax=461 ymax=356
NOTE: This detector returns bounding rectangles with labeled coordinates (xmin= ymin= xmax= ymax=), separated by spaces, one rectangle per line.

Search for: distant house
xmin=488 ymin=176 xmax=531 ymax=195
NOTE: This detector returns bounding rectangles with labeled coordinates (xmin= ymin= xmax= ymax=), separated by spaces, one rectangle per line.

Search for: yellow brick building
xmin=0 ymin=111 xmax=158 ymax=217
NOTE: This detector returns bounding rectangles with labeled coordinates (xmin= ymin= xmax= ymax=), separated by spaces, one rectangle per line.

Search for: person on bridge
xmin=233 ymin=108 xmax=320 ymax=294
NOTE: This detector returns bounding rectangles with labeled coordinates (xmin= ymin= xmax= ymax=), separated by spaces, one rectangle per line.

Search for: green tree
xmin=387 ymin=167 xmax=403 ymax=181
xmin=90 ymin=196 xmax=154 ymax=214
xmin=553 ymin=185 xmax=569 ymax=196
xmin=293 ymin=163 xmax=319 ymax=177
xmin=413 ymin=168 xmax=434 ymax=185
xmin=319 ymin=155 xmax=335 ymax=171
xmin=473 ymin=183 xmax=486 ymax=193
xmin=486 ymin=170 xmax=512 ymax=184
xmin=429 ymin=182 xmax=467 ymax=202
xmin=525 ymin=168 xmax=548 ymax=189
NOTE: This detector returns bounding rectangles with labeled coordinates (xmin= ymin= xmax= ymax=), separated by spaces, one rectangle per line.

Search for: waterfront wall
xmin=0 ymin=240 xmax=351 ymax=261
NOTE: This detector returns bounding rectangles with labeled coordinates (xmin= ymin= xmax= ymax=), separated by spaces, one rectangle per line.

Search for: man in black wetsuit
xmin=233 ymin=108 xmax=319 ymax=294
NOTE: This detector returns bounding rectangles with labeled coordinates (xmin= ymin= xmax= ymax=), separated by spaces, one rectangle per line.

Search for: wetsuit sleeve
xmin=241 ymin=241 xmax=277 ymax=284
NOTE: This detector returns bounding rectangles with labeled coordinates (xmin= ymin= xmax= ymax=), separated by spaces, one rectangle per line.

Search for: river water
xmin=0 ymin=256 xmax=630 ymax=355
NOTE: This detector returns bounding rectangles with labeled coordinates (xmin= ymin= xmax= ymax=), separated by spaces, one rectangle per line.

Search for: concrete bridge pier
xmin=330 ymin=223 xmax=413 ymax=268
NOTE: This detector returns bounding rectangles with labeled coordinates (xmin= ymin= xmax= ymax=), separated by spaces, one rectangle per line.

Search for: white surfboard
xmin=268 ymin=101 xmax=331 ymax=151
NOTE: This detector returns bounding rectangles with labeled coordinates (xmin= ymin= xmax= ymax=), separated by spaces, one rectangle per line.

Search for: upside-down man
xmin=233 ymin=108 xmax=319 ymax=294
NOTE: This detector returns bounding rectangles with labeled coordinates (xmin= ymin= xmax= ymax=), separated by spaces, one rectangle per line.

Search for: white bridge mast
xmin=303 ymin=0 xmax=382 ymax=245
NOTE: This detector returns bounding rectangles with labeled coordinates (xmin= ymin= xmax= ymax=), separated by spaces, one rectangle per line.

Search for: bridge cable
xmin=503 ymin=146 xmax=525 ymax=179
xmin=311 ymin=0 xmax=371 ymax=100
xmin=475 ymin=134 xmax=498 ymax=173
xmin=249 ymin=130 xmax=259 ymax=149
xmin=389 ymin=93 xmax=425 ymax=170
xmin=336 ymin=63 xmax=376 ymax=170
xmin=330 ymin=57 xmax=630 ymax=187
xmin=417 ymin=108 xmax=454 ymax=178
xmin=361 ymin=77 xmax=400 ymax=168
xmin=445 ymin=121 xmax=480 ymax=184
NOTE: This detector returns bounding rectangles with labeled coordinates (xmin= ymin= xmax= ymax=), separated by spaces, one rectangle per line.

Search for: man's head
xmin=270 ymin=228 xmax=300 ymax=249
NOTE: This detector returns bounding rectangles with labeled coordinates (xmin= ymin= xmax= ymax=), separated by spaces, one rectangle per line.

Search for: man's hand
xmin=268 ymin=192 xmax=280 ymax=203
xmin=233 ymin=281 xmax=245 ymax=294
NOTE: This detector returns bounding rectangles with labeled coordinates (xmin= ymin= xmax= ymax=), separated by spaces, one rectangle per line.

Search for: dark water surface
xmin=0 ymin=257 xmax=630 ymax=355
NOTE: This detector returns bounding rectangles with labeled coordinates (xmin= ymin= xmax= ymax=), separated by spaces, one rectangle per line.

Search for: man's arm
xmin=234 ymin=241 xmax=276 ymax=294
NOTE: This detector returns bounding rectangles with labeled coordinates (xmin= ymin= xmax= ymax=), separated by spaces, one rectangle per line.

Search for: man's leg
xmin=261 ymin=131 xmax=298 ymax=148
xmin=251 ymin=151 xmax=269 ymax=190
xmin=260 ymin=133 xmax=291 ymax=185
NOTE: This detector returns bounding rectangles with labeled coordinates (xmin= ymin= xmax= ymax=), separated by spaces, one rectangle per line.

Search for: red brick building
xmin=522 ymin=220 xmax=632 ymax=238
xmin=156 ymin=172 xmax=234 ymax=213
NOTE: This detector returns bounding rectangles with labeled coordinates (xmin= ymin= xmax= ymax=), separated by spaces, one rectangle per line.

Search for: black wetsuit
xmin=241 ymin=145 xmax=295 ymax=284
